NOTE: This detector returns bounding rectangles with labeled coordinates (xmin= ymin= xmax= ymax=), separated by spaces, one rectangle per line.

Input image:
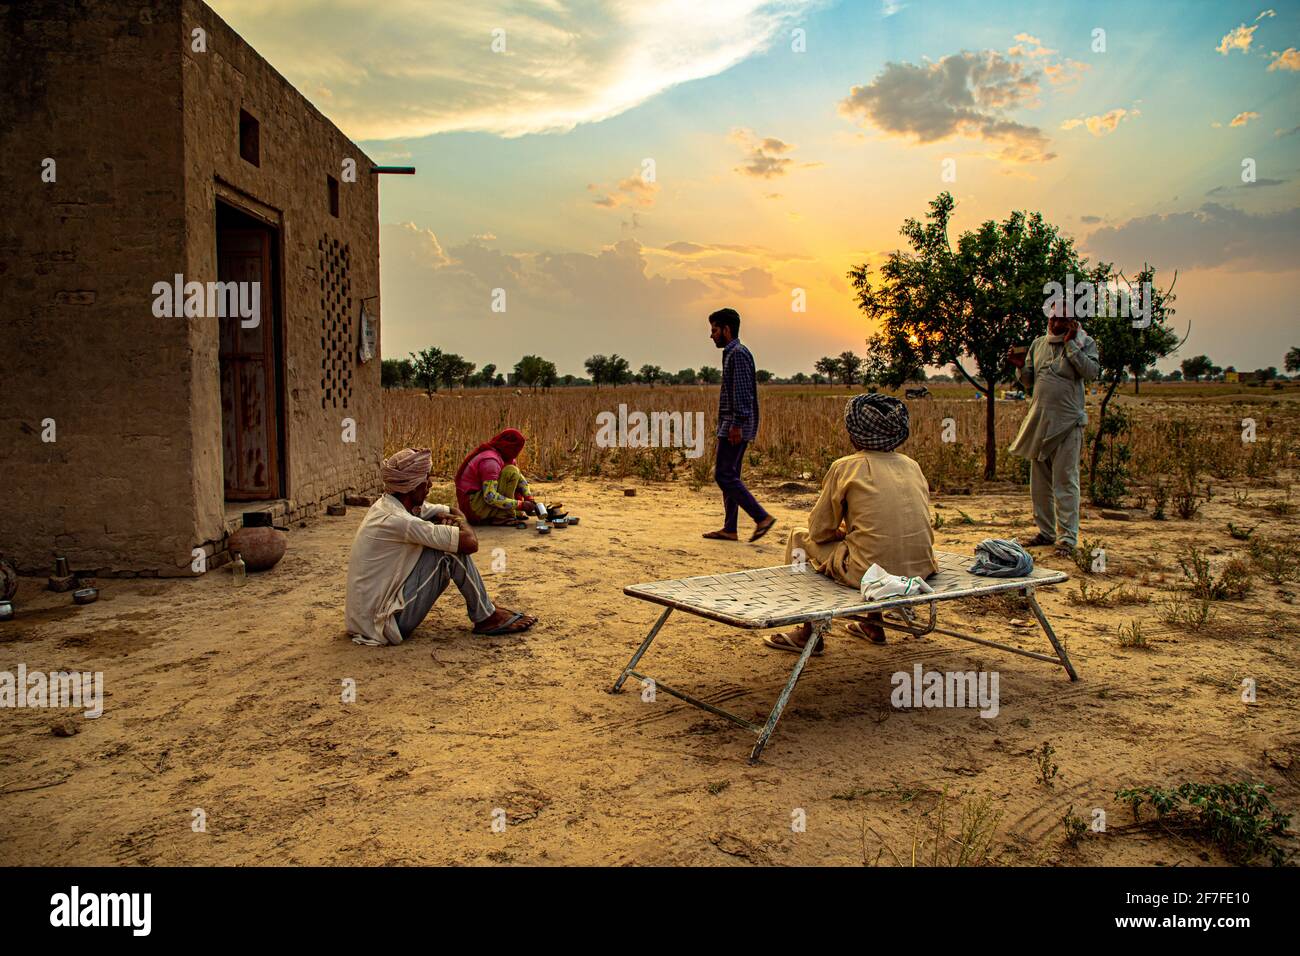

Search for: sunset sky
xmin=210 ymin=0 xmax=1300 ymax=377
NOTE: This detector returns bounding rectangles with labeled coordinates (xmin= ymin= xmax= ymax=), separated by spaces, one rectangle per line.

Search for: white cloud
xmin=1268 ymin=47 xmax=1300 ymax=71
xmin=1216 ymin=23 xmax=1257 ymax=55
xmin=1060 ymin=107 xmax=1139 ymax=136
xmin=1229 ymin=110 xmax=1260 ymax=127
xmin=209 ymin=0 xmax=822 ymax=140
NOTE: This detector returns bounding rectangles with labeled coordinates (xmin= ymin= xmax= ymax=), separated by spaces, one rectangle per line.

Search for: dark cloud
xmin=838 ymin=50 xmax=1055 ymax=162
xmin=1080 ymin=215 xmax=1102 ymax=224
xmin=1084 ymin=203 xmax=1300 ymax=272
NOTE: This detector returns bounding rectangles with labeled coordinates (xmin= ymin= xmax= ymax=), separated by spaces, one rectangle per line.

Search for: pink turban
xmin=382 ymin=448 xmax=432 ymax=493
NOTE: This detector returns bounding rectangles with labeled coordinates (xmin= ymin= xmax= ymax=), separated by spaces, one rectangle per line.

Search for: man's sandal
xmin=762 ymin=632 xmax=825 ymax=655
xmin=474 ymin=612 xmax=534 ymax=636
xmin=846 ymin=620 xmax=887 ymax=644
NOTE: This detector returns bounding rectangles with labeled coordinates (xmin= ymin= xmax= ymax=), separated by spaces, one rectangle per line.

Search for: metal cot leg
xmin=610 ymin=607 xmax=673 ymax=693
xmin=748 ymin=618 xmax=828 ymax=765
xmin=1025 ymin=588 xmax=1078 ymax=681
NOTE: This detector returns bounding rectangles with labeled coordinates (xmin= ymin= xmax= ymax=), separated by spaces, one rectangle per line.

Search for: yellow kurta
xmin=786 ymin=450 xmax=938 ymax=588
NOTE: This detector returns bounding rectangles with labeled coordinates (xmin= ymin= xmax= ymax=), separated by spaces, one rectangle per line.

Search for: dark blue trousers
xmin=715 ymin=439 xmax=769 ymax=532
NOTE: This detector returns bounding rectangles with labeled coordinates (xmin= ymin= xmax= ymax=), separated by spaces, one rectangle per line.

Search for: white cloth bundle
xmin=859 ymin=563 xmax=935 ymax=602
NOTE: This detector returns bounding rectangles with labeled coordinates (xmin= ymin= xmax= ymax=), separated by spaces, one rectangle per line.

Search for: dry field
xmin=2 ymin=383 xmax=1298 ymax=866
xmin=386 ymin=381 xmax=1300 ymax=494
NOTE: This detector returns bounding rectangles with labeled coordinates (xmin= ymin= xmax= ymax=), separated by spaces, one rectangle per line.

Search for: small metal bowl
xmin=0 ymin=601 xmax=13 ymax=622
xmin=552 ymin=517 xmax=568 ymax=528
xmin=537 ymin=522 xmax=551 ymax=535
xmin=567 ymin=516 xmax=580 ymax=526
xmin=72 ymin=588 xmax=99 ymax=605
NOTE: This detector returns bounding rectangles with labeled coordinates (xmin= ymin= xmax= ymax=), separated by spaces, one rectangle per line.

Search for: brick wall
xmin=0 ymin=1 xmax=196 ymax=574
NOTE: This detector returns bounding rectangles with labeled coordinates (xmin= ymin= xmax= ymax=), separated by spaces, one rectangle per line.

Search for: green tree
xmin=410 ymin=346 xmax=444 ymax=396
xmin=479 ymin=363 xmax=497 ymax=388
xmin=1085 ymin=265 xmax=1180 ymax=503
xmin=849 ymin=192 xmax=1080 ymax=479
xmin=1285 ymin=347 xmax=1300 ymax=374
xmin=381 ymin=358 xmax=414 ymax=389
xmin=672 ymin=367 xmax=697 ymax=385
xmin=836 ymin=351 xmax=863 ymax=387
xmin=514 ymin=354 xmax=554 ymax=392
xmin=756 ymin=368 xmax=774 ymax=384
xmin=584 ymin=354 xmax=610 ymax=387
xmin=698 ymin=365 xmax=721 ymax=384
xmin=637 ymin=364 xmax=665 ymax=386
xmin=814 ymin=356 xmax=841 ymax=383
xmin=1181 ymin=355 xmax=1214 ymax=382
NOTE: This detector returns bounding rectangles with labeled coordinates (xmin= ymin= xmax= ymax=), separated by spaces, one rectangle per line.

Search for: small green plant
xmin=1178 ymin=546 xmax=1250 ymax=600
xmin=705 ymin=780 xmax=731 ymax=796
xmin=1174 ymin=485 xmax=1202 ymax=520
xmin=955 ymin=509 xmax=975 ymax=525
xmin=860 ymin=789 xmax=1003 ymax=867
xmin=932 ymin=511 xmax=946 ymax=530
xmin=1227 ymin=522 xmax=1257 ymax=541
xmin=1264 ymin=487 xmax=1295 ymax=518
xmin=1115 ymin=782 xmax=1293 ymax=866
xmin=1071 ymin=537 xmax=1105 ymax=576
xmin=1067 ymin=581 xmax=1150 ymax=608
xmin=1229 ymin=488 xmax=1251 ymax=508
xmin=1034 ymin=742 xmax=1059 ymax=787
xmin=1248 ymin=536 xmax=1300 ymax=584
xmin=1159 ymin=593 xmax=1217 ymax=632
xmin=1151 ymin=480 xmax=1169 ymax=520
xmin=1116 ymin=619 xmax=1149 ymax=649
xmin=688 ymin=453 xmax=712 ymax=491
xmin=1061 ymin=806 xmax=1090 ymax=848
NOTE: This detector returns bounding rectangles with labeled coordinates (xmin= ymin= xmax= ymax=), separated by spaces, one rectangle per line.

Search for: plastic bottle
xmin=231 ymin=550 xmax=247 ymax=587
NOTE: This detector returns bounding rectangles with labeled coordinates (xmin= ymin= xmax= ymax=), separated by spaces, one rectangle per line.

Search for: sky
xmin=209 ymin=0 xmax=1300 ymax=377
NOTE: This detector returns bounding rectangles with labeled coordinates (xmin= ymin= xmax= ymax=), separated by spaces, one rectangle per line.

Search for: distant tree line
xmin=382 ymin=340 xmax=1300 ymax=395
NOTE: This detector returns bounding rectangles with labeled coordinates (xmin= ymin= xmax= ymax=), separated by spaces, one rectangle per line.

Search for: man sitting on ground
xmin=345 ymin=447 xmax=536 ymax=645
xmin=764 ymin=394 xmax=937 ymax=655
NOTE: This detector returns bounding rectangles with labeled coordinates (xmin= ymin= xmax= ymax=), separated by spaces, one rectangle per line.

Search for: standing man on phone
xmin=703 ymin=308 xmax=776 ymax=543
xmin=1007 ymin=302 xmax=1100 ymax=557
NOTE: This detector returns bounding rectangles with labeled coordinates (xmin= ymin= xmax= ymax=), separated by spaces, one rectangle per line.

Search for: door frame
xmin=214 ymin=184 xmax=288 ymax=501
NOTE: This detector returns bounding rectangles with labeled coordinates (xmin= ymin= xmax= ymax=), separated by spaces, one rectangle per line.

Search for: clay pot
xmin=227 ymin=526 xmax=287 ymax=572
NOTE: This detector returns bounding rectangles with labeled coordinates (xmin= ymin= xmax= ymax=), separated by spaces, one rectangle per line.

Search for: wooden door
xmin=218 ymin=228 xmax=280 ymax=499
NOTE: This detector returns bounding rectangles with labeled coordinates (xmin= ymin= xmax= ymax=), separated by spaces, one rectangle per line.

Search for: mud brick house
xmin=1 ymin=0 xmax=389 ymax=576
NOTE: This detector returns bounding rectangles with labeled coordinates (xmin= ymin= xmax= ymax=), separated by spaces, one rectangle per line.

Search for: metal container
xmin=552 ymin=517 xmax=567 ymax=528
xmin=55 ymin=556 xmax=70 ymax=577
xmin=0 ymin=601 xmax=13 ymax=622
xmin=72 ymin=588 xmax=99 ymax=605
xmin=537 ymin=522 xmax=551 ymax=535
xmin=567 ymin=516 xmax=580 ymax=526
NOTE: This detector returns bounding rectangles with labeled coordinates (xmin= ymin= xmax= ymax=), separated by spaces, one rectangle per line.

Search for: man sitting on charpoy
xmin=763 ymin=394 xmax=938 ymax=656
xmin=454 ymin=428 xmax=561 ymax=525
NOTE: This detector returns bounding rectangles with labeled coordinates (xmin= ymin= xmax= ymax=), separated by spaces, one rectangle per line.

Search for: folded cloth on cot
xmin=860 ymin=562 xmax=935 ymax=602
xmin=968 ymin=538 xmax=1034 ymax=578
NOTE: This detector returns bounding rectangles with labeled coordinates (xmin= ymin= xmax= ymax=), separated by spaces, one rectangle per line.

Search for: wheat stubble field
xmin=2 ymin=383 xmax=1297 ymax=866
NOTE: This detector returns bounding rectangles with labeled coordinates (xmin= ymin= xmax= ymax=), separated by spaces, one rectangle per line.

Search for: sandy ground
xmin=2 ymin=476 xmax=1297 ymax=866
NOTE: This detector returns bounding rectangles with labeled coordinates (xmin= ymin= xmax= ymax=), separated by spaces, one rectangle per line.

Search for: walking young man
xmin=702 ymin=308 xmax=776 ymax=543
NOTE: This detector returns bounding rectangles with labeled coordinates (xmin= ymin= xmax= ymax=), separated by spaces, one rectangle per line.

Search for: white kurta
xmin=345 ymin=495 xmax=460 ymax=645
xmin=1009 ymin=330 xmax=1100 ymax=461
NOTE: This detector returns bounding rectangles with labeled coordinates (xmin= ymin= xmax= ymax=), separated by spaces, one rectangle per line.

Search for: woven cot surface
xmin=624 ymin=550 xmax=1067 ymax=628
